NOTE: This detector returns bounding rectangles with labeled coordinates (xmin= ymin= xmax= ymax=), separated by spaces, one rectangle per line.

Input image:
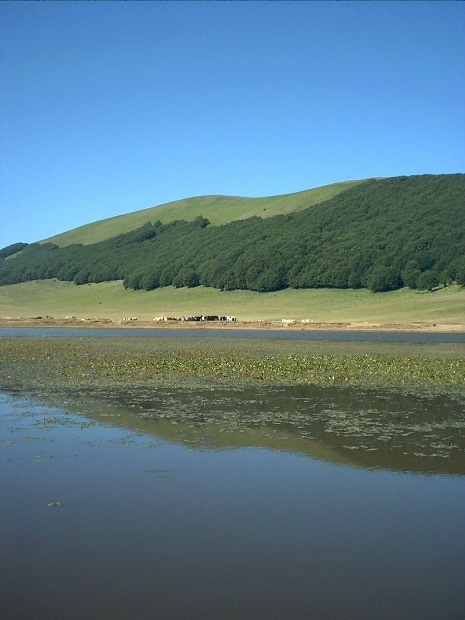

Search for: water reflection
xmin=19 ymin=383 xmax=465 ymax=476
xmin=1 ymin=392 xmax=464 ymax=620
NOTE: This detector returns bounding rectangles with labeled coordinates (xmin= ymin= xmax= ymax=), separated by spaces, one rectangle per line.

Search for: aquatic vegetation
xmin=1 ymin=337 xmax=464 ymax=395
xmin=1 ymin=336 xmax=464 ymax=474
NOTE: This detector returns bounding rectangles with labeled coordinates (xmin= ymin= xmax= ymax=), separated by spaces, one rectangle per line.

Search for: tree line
xmin=1 ymin=174 xmax=464 ymax=293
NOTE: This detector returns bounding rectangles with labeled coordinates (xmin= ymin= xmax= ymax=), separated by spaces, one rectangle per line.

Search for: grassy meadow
xmin=0 ymin=279 xmax=464 ymax=325
xmin=43 ymin=179 xmax=367 ymax=247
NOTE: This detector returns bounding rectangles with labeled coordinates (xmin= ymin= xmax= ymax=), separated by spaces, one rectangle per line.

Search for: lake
xmin=1 ymin=326 xmax=465 ymax=342
xmin=1 ymin=379 xmax=464 ymax=619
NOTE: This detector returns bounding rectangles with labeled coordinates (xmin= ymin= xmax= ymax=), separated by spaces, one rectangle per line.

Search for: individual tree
xmin=73 ymin=269 xmax=91 ymax=285
xmin=417 ymin=270 xmax=439 ymax=291
xmin=256 ymin=267 xmax=286 ymax=292
xmin=456 ymin=263 xmax=465 ymax=286
xmin=193 ymin=215 xmax=210 ymax=228
xmin=439 ymin=269 xmax=451 ymax=287
xmin=140 ymin=271 xmax=161 ymax=291
xmin=367 ymin=266 xmax=401 ymax=292
xmin=401 ymin=261 xmax=421 ymax=289
xmin=173 ymin=267 xmax=200 ymax=288
xmin=123 ymin=272 xmax=144 ymax=290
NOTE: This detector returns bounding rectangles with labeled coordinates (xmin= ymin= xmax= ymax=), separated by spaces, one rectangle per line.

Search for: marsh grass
xmin=1 ymin=336 xmax=464 ymax=396
xmin=1 ymin=338 xmax=464 ymax=475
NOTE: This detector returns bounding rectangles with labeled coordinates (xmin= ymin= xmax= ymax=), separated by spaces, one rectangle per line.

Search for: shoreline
xmin=1 ymin=316 xmax=464 ymax=333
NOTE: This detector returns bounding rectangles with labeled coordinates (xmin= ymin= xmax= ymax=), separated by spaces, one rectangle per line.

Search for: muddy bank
xmin=1 ymin=315 xmax=464 ymax=333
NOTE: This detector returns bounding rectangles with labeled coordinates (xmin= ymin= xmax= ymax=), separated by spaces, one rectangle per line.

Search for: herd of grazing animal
xmin=152 ymin=315 xmax=237 ymax=323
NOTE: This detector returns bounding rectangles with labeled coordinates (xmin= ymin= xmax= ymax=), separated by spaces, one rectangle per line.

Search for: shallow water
xmin=1 ymin=326 xmax=465 ymax=342
xmin=1 ymin=389 xmax=464 ymax=619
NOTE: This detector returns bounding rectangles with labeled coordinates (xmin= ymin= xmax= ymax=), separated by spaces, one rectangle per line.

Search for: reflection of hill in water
xmin=53 ymin=383 xmax=465 ymax=476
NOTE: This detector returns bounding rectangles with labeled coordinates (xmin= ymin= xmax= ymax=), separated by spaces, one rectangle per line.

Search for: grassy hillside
xmin=1 ymin=280 xmax=464 ymax=325
xmin=43 ymin=179 xmax=367 ymax=247
xmin=5 ymin=174 xmax=461 ymax=295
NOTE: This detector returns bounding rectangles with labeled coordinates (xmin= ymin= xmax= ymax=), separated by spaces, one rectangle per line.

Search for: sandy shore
xmin=1 ymin=316 xmax=464 ymax=333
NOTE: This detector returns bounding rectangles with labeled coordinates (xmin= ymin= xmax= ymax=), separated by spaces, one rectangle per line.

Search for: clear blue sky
xmin=1 ymin=1 xmax=464 ymax=247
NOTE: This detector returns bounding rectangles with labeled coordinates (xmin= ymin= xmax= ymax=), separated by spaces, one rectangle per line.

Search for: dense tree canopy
xmin=1 ymin=174 xmax=464 ymax=293
xmin=0 ymin=242 xmax=29 ymax=259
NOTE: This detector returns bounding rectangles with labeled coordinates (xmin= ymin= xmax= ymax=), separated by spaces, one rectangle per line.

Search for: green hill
xmin=43 ymin=179 xmax=367 ymax=247
xmin=1 ymin=174 xmax=464 ymax=297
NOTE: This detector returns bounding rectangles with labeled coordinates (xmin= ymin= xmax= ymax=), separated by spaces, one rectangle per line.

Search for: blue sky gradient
xmin=1 ymin=1 xmax=464 ymax=247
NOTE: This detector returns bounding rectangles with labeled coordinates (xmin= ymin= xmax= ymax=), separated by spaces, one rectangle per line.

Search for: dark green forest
xmin=1 ymin=174 xmax=464 ymax=293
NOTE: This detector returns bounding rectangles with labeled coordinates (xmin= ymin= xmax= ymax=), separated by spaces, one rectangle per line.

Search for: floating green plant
xmin=1 ymin=337 xmax=464 ymax=396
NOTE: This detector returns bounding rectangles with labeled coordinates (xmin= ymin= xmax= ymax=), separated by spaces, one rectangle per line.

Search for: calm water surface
xmin=1 ymin=385 xmax=464 ymax=620
xmin=1 ymin=326 xmax=464 ymax=342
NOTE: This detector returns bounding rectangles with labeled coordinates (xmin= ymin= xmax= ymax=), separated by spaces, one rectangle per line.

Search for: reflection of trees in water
xmin=70 ymin=383 xmax=465 ymax=476
xmin=1 ymin=383 xmax=464 ymax=475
